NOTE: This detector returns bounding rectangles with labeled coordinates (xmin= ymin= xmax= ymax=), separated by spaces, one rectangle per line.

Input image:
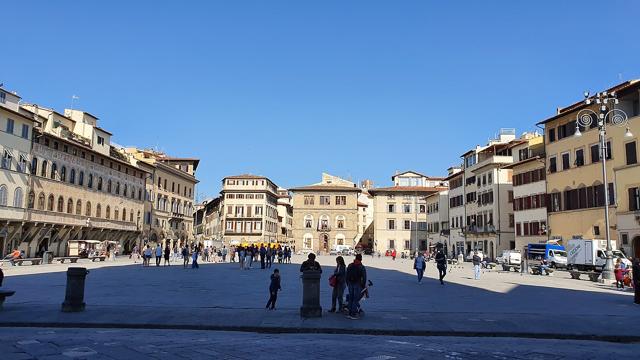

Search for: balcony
xmin=463 ymin=225 xmax=496 ymax=235
xmin=25 ymin=209 xmax=137 ymax=231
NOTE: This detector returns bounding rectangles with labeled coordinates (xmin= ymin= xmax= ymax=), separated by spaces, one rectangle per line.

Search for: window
xmin=57 ymin=196 xmax=64 ymax=212
xmin=37 ymin=193 xmax=44 ymax=210
xmin=388 ymin=204 xmax=396 ymax=213
xmin=404 ymin=240 xmax=410 ymax=249
xmin=70 ymin=169 xmax=76 ymax=184
xmin=87 ymin=174 xmax=93 ymax=188
xmin=31 ymin=158 xmax=37 ymax=175
xmin=6 ymin=118 xmax=14 ymax=134
xmin=335 ymin=196 xmax=346 ymax=205
xmin=629 ymin=187 xmax=640 ymax=211
xmin=591 ymin=144 xmax=600 ymax=163
xmin=27 ymin=191 xmax=35 ymax=208
xmin=97 ymin=136 xmax=105 ymax=145
xmin=304 ymin=215 xmax=313 ymax=228
xmin=403 ymin=204 xmax=411 ymax=213
xmin=18 ymin=155 xmax=27 ymax=173
xmin=47 ymin=194 xmax=54 ymax=211
xmin=404 ymin=220 xmax=411 ymax=230
xmin=76 ymin=200 xmax=82 ymax=215
xmin=2 ymin=150 xmax=11 ymax=169
xmin=0 ymin=185 xmax=6 ymax=206
xmin=626 ymin=141 xmax=637 ymax=165
xmin=41 ymin=161 xmax=48 ymax=177
xmin=21 ymin=124 xmax=29 ymax=139
xmin=561 ymin=152 xmax=570 ymax=171
xmin=549 ymin=156 xmax=557 ymax=173
xmin=575 ymin=149 xmax=585 ymax=167
xmin=388 ymin=219 xmax=396 ymax=230
xmin=336 ymin=216 xmax=345 ymax=229
xmin=593 ymin=225 xmax=600 ymax=236
xmin=51 ymin=163 xmax=57 ymax=179
xmin=419 ymin=204 xmax=426 ymax=213
xmin=621 ymin=233 xmax=629 ymax=245
xmin=548 ymin=128 xmax=555 ymax=143
xmin=320 ymin=196 xmax=330 ymax=205
xmin=60 ymin=166 xmax=66 ymax=182
xmin=388 ymin=240 xmax=395 ymax=249
xmin=303 ymin=234 xmax=313 ymax=249
xmin=0 ymin=92 xmax=5 ymax=103
xmin=67 ymin=198 xmax=73 ymax=214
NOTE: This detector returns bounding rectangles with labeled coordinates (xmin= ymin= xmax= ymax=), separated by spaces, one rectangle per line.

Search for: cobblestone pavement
xmin=1 ymin=327 xmax=638 ymax=360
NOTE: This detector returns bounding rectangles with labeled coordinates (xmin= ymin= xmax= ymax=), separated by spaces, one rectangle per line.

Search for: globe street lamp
xmin=574 ymin=90 xmax=633 ymax=281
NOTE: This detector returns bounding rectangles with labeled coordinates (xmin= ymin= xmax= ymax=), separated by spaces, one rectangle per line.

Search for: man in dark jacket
xmin=265 ymin=268 xmax=281 ymax=310
xmin=345 ymin=254 xmax=367 ymax=319
xmin=435 ymin=249 xmax=447 ymax=285
xmin=259 ymin=245 xmax=267 ymax=269
xmin=300 ymin=253 xmax=322 ymax=272
xmin=472 ymin=251 xmax=482 ymax=280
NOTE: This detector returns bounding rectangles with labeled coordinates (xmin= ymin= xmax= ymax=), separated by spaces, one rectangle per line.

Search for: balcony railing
xmin=25 ymin=209 xmax=138 ymax=231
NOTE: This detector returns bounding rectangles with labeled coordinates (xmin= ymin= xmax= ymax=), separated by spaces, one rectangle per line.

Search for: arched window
xmin=138 ymin=189 xmax=142 ymax=201
xmin=57 ymin=196 xmax=64 ymax=212
xmin=137 ymin=211 xmax=141 ymax=224
xmin=116 ymin=182 xmax=120 ymax=195
xmin=97 ymin=177 xmax=103 ymax=191
xmin=76 ymin=200 xmax=82 ymax=215
xmin=107 ymin=179 xmax=112 ymax=193
xmin=60 ymin=166 xmax=66 ymax=182
xmin=85 ymin=201 xmax=92 ymax=217
xmin=106 ymin=205 xmax=111 ymax=219
xmin=87 ymin=174 xmax=93 ymax=188
xmin=304 ymin=215 xmax=314 ymax=229
xmin=70 ymin=169 xmax=76 ymax=184
xmin=47 ymin=194 xmax=54 ymax=211
xmin=67 ymin=198 xmax=73 ymax=214
xmin=114 ymin=208 xmax=119 ymax=221
xmin=319 ymin=215 xmax=330 ymax=231
xmin=336 ymin=215 xmax=345 ymax=229
xmin=27 ymin=191 xmax=35 ymax=209
xmin=31 ymin=157 xmax=38 ymax=175
xmin=41 ymin=160 xmax=48 ymax=177
xmin=130 ymin=212 xmax=134 ymax=222
xmin=14 ymin=188 xmax=23 ymax=208
xmin=122 ymin=208 xmax=127 ymax=222
xmin=96 ymin=204 xmax=102 ymax=218
xmin=0 ymin=185 xmax=7 ymax=206
xmin=123 ymin=184 xmax=128 ymax=197
xmin=51 ymin=163 xmax=57 ymax=180
xmin=78 ymin=171 xmax=84 ymax=186
xmin=37 ymin=192 xmax=45 ymax=210
xmin=335 ymin=234 xmax=345 ymax=246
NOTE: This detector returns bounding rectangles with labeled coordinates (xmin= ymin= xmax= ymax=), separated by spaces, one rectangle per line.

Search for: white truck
xmin=497 ymin=250 xmax=522 ymax=271
xmin=566 ymin=239 xmax=632 ymax=272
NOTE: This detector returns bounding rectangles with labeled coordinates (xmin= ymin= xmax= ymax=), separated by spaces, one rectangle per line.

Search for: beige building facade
xmin=220 ymin=175 xmax=280 ymax=245
xmin=291 ymin=174 xmax=360 ymax=254
xmin=537 ymin=80 xmax=640 ymax=255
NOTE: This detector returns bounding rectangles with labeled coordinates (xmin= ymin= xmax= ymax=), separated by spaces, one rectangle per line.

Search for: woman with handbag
xmin=329 ymin=256 xmax=347 ymax=313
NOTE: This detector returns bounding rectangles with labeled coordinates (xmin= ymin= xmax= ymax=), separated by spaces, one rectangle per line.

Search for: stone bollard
xmin=633 ymin=259 xmax=640 ymax=305
xmin=300 ymin=270 xmax=322 ymax=318
xmin=61 ymin=267 xmax=89 ymax=312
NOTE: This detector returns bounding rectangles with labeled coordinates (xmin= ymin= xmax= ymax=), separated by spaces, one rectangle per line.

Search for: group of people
xmin=232 ymin=245 xmax=293 ymax=270
xmin=131 ymin=243 xmax=229 ymax=269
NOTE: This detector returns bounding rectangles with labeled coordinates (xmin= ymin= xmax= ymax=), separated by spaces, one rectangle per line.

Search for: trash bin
xmin=42 ymin=251 xmax=54 ymax=264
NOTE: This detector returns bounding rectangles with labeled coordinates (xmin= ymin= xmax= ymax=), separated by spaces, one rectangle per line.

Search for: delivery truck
xmin=527 ymin=243 xmax=567 ymax=268
xmin=566 ymin=238 xmax=632 ymax=271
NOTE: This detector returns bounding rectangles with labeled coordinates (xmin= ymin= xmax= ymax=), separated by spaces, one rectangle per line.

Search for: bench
xmin=88 ymin=256 xmax=106 ymax=262
xmin=13 ymin=258 xmax=43 ymax=266
xmin=0 ymin=289 xmax=15 ymax=309
xmin=53 ymin=257 xmax=79 ymax=264
xmin=569 ymin=270 xmax=600 ymax=282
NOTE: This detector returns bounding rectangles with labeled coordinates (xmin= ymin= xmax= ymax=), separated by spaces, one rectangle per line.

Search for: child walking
xmin=266 ymin=268 xmax=281 ymax=310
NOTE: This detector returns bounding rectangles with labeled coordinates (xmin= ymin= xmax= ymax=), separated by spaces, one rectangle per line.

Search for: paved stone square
xmin=0 ymin=327 xmax=638 ymax=360
xmin=1 ymin=254 xmax=638 ymax=341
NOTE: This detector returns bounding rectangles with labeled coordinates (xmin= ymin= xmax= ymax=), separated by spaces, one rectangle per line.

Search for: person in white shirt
xmin=143 ymin=245 xmax=152 ymax=267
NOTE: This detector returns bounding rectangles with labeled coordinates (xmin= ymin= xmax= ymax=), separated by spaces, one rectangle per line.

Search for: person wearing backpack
xmin=414 ymin=252 xmax=426 ymax=283
xmin=345 ymin=254 xmax=367 ymax=319
xmin=329 ymin=256 xmax=346 ymax=313
xmin=435 ymin=248 xmax=447 ymax=285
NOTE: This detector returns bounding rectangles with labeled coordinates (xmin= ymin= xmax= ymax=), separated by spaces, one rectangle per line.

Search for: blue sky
xmin=2 ymin=1 xmax=639 ymax=199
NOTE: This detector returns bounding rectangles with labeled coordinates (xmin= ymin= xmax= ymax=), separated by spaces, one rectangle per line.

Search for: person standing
xmin=391 ymin=249 xmax=397 ymax=261
xmin=266 ymin=246 xmax=273 ymax=269
xmin=239 ymin=246 xmax=245 ymax=270
xmin=299 ymin=253 xmax=322 ymax=272
xmin=246 ymin=245 xmax=254 ymax=269
xmin=435 ymin=249 xmax=447 ymax=285
xmin=329 ymin=256 xmax=347 ymax=313
xmin=265 ymin=268 xmax=281 ymax=310
xmin=164 ymin=244 xmax=171 ymax=266
xmin=414 ymin=252 xmax=426 ymax=283
xmin=472 ymin=251 xmax=481 ymax=280
xmin=131 ymin=245 xmax=139 ymax=264
xmin=260 ymin=245 xmax=267 ymax=269
xmin=222 ymin=246 xmax=228 ymax=263
xmin=345 ymin=254 xmax=367 ymax=320
xmin=155 ymin=244 xmax=163 ymax=266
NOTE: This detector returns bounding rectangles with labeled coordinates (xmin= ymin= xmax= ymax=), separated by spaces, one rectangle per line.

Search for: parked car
xmin=497 ymin=250 xmax=521 ymax=265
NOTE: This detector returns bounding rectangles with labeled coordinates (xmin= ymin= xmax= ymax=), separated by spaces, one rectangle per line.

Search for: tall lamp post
xmin=574 ymin=90 xmax=633 ymax=281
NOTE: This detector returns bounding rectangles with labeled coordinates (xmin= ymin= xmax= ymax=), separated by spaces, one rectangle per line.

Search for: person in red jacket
xmin=391 ymin=249 xmax=397 ymax=261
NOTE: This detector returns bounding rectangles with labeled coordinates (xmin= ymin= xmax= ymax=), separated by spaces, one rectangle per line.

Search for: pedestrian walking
xmin=266 ymin=246 xmax=273 ymax=269
xmin=204 ymin=247 xmax=210 ymax=262
xmin=164 ymin=244 xmax=171 ymax=266
xmin=391 ymin=249 xmax=397 ymax=261
xmin=143 ymin=245 xmax=152 ymax=267
xmin=329 ymin=256 xmax=346 ymax=313
xmin=345 ymin=254 xmax=367 ymax=320
xmin=182 ymin=245 xmax=189 ymax=268
xmin=414 ymin=252 xmax=426 ymax=283
xmin=131 ymin=245 xmax=139 ymax=264
xmin=246 ymin=246 xmax=253 ymax=269
xmin=222 ymin=246 xmax=228 ymax=262
xmin=155 ymin=244 xmax=162 ymax=266
xmin=192 ymin=247 xmax=200 ymax=269
xmin=472 ymin=251 xmax=481 ymax=280
xmin=239 ymin=246 xmax=245 ymax=270
xmin=265 ymin=268 xmax=281 ymax=310
xmin=435 ymin=248 xmax=447 ymax=285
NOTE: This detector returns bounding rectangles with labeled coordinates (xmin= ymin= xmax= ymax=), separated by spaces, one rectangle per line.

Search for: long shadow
xmin=2 ymin=256 xmax=636 ymax=319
